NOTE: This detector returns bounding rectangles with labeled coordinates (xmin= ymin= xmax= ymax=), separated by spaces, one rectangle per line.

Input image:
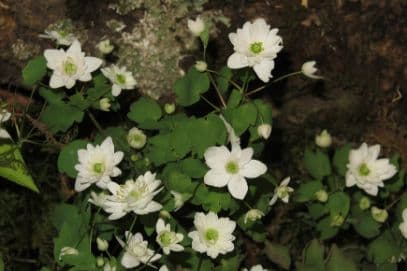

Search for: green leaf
xmin=39 ymin=87 xmax=65 ymax=105
xmin=304 ymin=148 xmax=332 ymax=179
xmin=0 ymin=144 xmax=39 ymax=192
xmin=351 ymin=205 xmax=381 ymax=239
xmin=316 ymin=217 xmax=339 ymax=240
xmin=174 ymin=67 xmax=210 ymax=106
xmin=264 ymin=241 xmax=291 ymax=270
xmin=165 ymin=171 xmax=196 ymax=194
xmin=40 ymin=103 xmax=84 ymax=132
xmin=295 ymin=180 xmax=323 ymax=202
xmin=367 ymin=231 xmax=400 ymax=264
xmin=333 ymin=144 xmax=351 ymax=176
xmin=326 ymin=245 xmax=358 ymax=271
xmin=217 ymin=66 xmax=233 ymax=94
xmin=0 ymin=255 xmax=4 ymax=271
xmin=223 ymin=102 xmax=258 ymax=135
xmin=57 ymin=140 xmax=88 ymax=178
xmin=303 ymin=239 xmax=325 ymax=270
xmin=192 ymin=185 xmax=239 ymax=213
xmin=127 ymin=97 xmax=162 ymax=123
xmin=328 ymin=192 xmax=350 ymax=217
xmin=95 ymin=127 xmax=131 ymax=153
xmin=214 ymin=254 xmax=242 ymax=271
xmin=226 ymin=89 xmax=242 ymax=108
xmin=308 ymin=203 xmax=328 ymax=220
xmin=179 ymin=158 xmax=207 ymax=178
xmin=22 ymin=56 xmax=47 ymax=86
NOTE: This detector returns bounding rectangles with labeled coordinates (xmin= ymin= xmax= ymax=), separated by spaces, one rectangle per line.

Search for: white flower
xmin=127 ymin=127 xmax=147 ymax=149
xmin=244 ymin=209 xmax=265 ymax=224
xmin=269 ymin=177 xmax=294 ymax=206
xmin=188 ymin=212 xmax=236 ymax=259
xmin=301 ymin=61 xmax=323 ymax=79
xmin=74 ymin=137 xmax=124 ymax=192
xmin=227 ymin=18 xmax=283 ymax=83
xmin=88 ymin=191 xmax=109 ymax=208
xmin=155 ymin=218 xmax=184 ymax=255
xmin=204 ymin=145 xmax=267 ymax=200
xmin=39 ymin=30 xmax=76 ymax=46
xmin=159 ymin=266 xmax=169 ymax=271
xmin=0 ymin=109 xmax=11 ymax=139
xmin=103 ymin=171 xmax=163 ymax=220
xmin=101 ymin=65 xmax=137 ymax=96
xmin=99 ymin=98 xmax=111 ymax=112
xmin=59 ymin=247 xmax=79 ymax=260
xmin=315 ymin=129 xmax=332 ymax=148
xmin=44 ymin=40 xmax=102 ymax=89
xmin=399 ymin=209 xmax=407 ymax=239
xmin=187 ymin=17 xmax=205 ymax=36
xmin=170 ymin=190 xmax=185 ymax=211
xmin=346 ymin=143 xmax=397 ymax=196
xmin=97 ymin=39 xmax=114 ymax=54
xmin=257 ymin=124 xmax=272 ymax=140
xmin=195 ymin=61 xmax=208 ymax=72
xmin=117 ymin=231 xmax=161 ymax=269
xmin=242 ymin=264 xmax=268 ymax=271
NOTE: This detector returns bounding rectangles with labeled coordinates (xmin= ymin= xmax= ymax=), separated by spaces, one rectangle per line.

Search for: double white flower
xmin=103 ymin=171 xmax=163 ymax=220
xmin=75 ymin=137 xmax=124 ymax=192
xmin=101 ymin=65 xmax=137 ymax=96
xmin=44 ymin=40 xmax=102 ymax=89
xmin=227 ymin=18 xmax=283 ymax=82
xmin=346 ymin=143 xmax=397 ymax=196
xmin=117 ymin=231 xmax=161 ymax=269
xmin=188 ymin=212 xmax=236 ymax=259
xmin=155 ymin=218 xmax=184 ymax=255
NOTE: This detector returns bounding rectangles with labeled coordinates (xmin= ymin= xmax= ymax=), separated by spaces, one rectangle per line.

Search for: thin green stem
xmin=245 ymin=71 xmax=302 ymax=96
xmin=88 ymin=110 xmax=103 ymax=132
xmin=207 ymin=72 xmax=227 ymax=109
xmin=206 ymin=69 xmax=243 ymax=93
xmin=89 ymin=207 xmax=102 ymax=252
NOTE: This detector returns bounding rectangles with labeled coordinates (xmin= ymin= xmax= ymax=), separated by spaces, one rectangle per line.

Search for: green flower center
xmin=205 ymin=228 xmax=219 ymax=244
xmin=130 ymin=184 xmax=147 ymax=200
xmin=358 ymin=163 xmax=370 ymax=176
xmin=116 ymin=74 xmax=126 ymax=85
xmin=250 ymin=42 xmax=264 ymax=54
xmin=63 ymin=58 xmax=78 ymax=76
xmin=159 ymin=231 xmax=176 ymax=246
xmin=58 ymin=30 xmax=67 ymax=37
xmin=277 ymin=187 xmax=289 ymax=199
xmin=225 ymin=161 xmax=239 ymax=174
xmin=93 ymin=162 xmax=105 ymax=174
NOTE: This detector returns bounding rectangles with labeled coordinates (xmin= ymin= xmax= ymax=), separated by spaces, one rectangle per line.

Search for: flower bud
xmin=127 ymin=127 xmax=147 ymax=149
xmin=301 ymin=60 xmax=323 ymax=79
xmin=315 ymin=129 xmax=332 ymax=148
xmin=330 ymin=214 xmax=344 ymax=227
xmin=160 ymin=210 xmax=171 ymax=219
xmin=164 ymin=103 xmax=176 ymax=114
xmin=96 ymin=237 xmax=109 ymax=251
xmin=99 ymin=98 xmax=111 ymax=112
xmin=97 ymin=39 xmax=114 ymax=54
xmin=104 ymin=262 xmax=117 ymax=271
xmin=96 ymin=256 xmax=104 ymax=267
xmin=244 ymin=209 xmax=265 ymax=224
xmin=371 ymin=206 xmax=388 ymax=223
xmin=171 ymin=191 xmax=185 ymax=211
xmin=195 ymin=61 xmax=207 ymax=72
xmin=59 ymin=247 xmax=79 ymax=260
xmin=315 ymin=190 xmax=328 ymax=203
xmin=257 ymin=123 xmax=272 ymax=140
xmin=187 ymin=17 xmax=205 ymax=36
xmin=359 ymin=196 xmax=371 ymax=210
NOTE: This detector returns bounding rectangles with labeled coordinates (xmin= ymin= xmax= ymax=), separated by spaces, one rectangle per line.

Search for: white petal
xmin=74 ymin=178 xmax=91 ymax=192
xmin=227 ymin=175 xmax=248 ymax=200
xmin=240 ymin=160 xmax=267 ymax=178
xmin=253 ymin=60 xmax=274 ymax=83
xmin=156 ymin=218 xmax=166 ymax=233
xmin=67 ymin=40 xmax=82 ymax=55
xmin=227 ymin=52 xmax=249 ymax=69
xmin=204 ymin=170 xmax=229 ymax=187
xmin=363 ymin=184 xmax=378 ymax=196
xmin=112 ymin=84 xmax=122 ymax=96
xmin=64 ymin=78 xmax=76 ymax=89
xmin=85 ymin=56 xmax=103 ymax=73
xmin=204 ymin=146 xmax=230 ymax=169
xmin=269 ymin=194 xmax=278 ymax=206
xmin=0 ymin=128 xmax=11 ymax=139
xmin=78 ymin=72 xmax=92 ymax=82
xmin=49 ymin=74 xmax=65 ymax=89
xmin=121 ymin=252 xmax=140 ymax=268
xmin=44 ymin=49 xmax=64 ymax=69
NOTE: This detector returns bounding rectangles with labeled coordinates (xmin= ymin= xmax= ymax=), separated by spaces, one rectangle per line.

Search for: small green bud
xmin=315 ymin=129 xmax=332 ymax=148
xmin=315 ymin=190 xmax=328 ymax=203
xmin=244 ymin=209 xmax=265 ymax=224
xmin=359 ymin=196 xmax=371 ymax=210
xmin=99 ymin=98 xmax=111 ymax=112
xmin=330 ymin=214 xmax=344 ymax=227
xmin=164 ymin=103 xmax=176 ymax=114
xmin=371 ymin=206 xmax=388 ymax=223
xmin=96 ymin=237 xmax=109 ymax=251
xmin=160 ymin=210 xmax=171 ymax=219
xmin=130 ymin=154 xmax=140 ymax=161
xmin=127 ymin=127 xmax=147 ymax=149
xmin=96 ymin=256 xmax=105 ymax=267
xmin=97 ymin=39 xmax=114 ymax=54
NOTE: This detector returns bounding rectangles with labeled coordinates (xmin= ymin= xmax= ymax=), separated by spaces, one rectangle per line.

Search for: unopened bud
xmin=164 ymin=103 xmax=176 ymax=114
xmin=315 ymin=190 xmax=328 ymax=203
xmin=195 ymin=61 xmax=207 ymax=72
xmin=244 ymin=209 xmax=265 ymax=224
xmin=331 ymin=214 xmax=344 ymax=227
xmin=127 ymin=127 xmax=147 ymax=149
xmin=99 ymin=98 xmax=111 ymax=112
xmin=359 ymin=196 xmax=371 ymax=210
xmin=371 ymin=206 xmax=388 ymax=223
xmin=96 ymin=237 xmax=109 ymax=251
xmin=257 ymin=123 xmax=272 ymax=140
xmin=315 ymin=129 xmax=332 ymax=148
